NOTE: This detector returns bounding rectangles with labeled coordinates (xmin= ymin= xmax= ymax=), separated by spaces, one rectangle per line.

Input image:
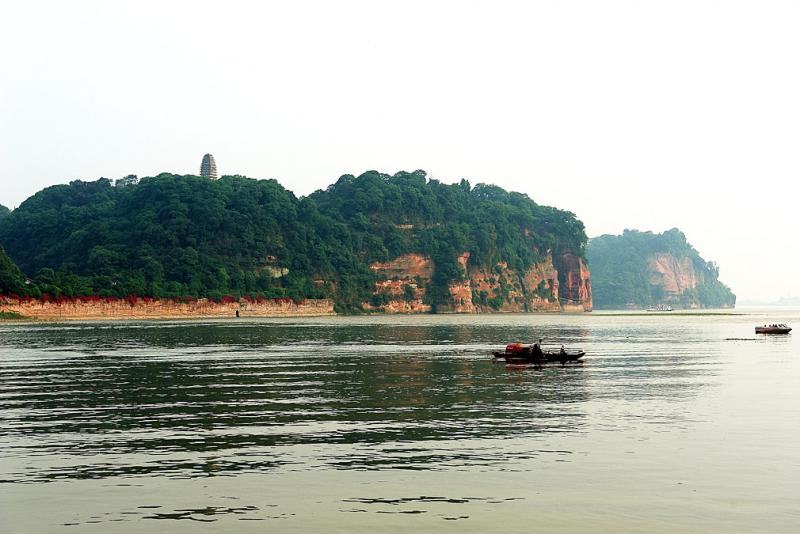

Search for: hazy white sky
xmin=2 ymin=1 xmax=799 ymax=301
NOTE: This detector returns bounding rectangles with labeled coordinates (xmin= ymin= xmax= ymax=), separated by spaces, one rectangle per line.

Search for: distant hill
xmin=0 ymin=171 xmax=591 ymax=312
xmin=587 ymin=228 xmax=735 ymax=309
xmin=740 ymin=296 xmax=800 ymax=306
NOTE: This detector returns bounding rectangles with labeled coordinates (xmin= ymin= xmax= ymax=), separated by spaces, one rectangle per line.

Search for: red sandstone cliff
xmin=0 ymin=296 xmax=335 ymax=320
xmin=365 ymin=252 xmax=592 ymax=313
xmin=554 ymin=253 xmax=593 ymax=312
xmin=648 ymin=253 xmax=703 ymax=295
xmin=645 ymin=252 xmax=707 ymax=308
xmin=364 ymin=253 xmax=432 ymax=313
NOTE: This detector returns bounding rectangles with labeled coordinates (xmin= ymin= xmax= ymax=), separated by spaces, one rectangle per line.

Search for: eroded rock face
xmin=648 ymin=253 xmax=703 ymax=295
xmin=554 ymin=253 xmax=593 ymax=311
xmin=370 ymin=253 xmax=433 ymax=279
xmin=0 ymin=297 xmax=335 ymax=320
xmin=365 ymin=252 xmax=592 ymax=313
xmin=364 ymin=254 xmax=432 ymax=313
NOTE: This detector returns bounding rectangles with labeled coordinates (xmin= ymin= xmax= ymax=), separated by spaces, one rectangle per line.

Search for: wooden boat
xmin=493 ymin=343 xmax=585 ymax=364
xmin=755 ymin=324 xmax=792 ymax=334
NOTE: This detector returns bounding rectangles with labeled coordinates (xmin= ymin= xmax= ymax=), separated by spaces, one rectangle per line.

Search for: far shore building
xmin=200 ymin=153 xmax=218 ymax=179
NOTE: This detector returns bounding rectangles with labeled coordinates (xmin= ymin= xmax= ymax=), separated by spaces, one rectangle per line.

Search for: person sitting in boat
xmin=558 ymin=344 xmax=568 ymax=364
xmin=531 ymin=339 xmax=544 ymax=361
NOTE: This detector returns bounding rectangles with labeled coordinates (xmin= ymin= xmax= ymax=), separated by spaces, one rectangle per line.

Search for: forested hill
xmin=0 ymin=247 xmax=26 ymax=295
xmin=0 ymin=204 xmax=10 ymax=221
xmin=0 ymin=171 xmax=587 ymax=311
xmin=310 ymin=171 xmax=586 ymax=305
xmin=587 ymin=229 xmax=735 ymax=309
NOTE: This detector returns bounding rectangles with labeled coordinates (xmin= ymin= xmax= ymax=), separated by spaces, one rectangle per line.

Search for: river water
xmin=1 ymin=309 xmax=798 ymax=532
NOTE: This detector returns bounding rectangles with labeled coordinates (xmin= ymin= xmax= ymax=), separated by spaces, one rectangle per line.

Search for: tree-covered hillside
xmin=0 ymin=204 xmax=10 ymax=221
xmin=587 ymin=228 xmax=735 ymax=309
xmin=0 ymin=174 xmax=367 ymax=307
xmin=0 ymin=171 xmax=587 ymax=311
xmin=0 ymin=247 xmax=27 ymax=295
xmin=311 ymin=170 xmax=586 ymax=305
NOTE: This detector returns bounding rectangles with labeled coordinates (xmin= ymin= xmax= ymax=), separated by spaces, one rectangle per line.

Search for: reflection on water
xmin=1 ymin=322 xmax=594 ymax=482
xmin=1 ymin=312 xmax=798 ymax=531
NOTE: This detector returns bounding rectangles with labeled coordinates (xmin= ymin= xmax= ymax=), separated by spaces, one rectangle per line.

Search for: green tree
xmin=0 ymin=247 xmax=27 ymax=295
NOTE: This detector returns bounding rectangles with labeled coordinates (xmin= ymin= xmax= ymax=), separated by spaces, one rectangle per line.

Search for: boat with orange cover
xmin=492 ymin=343 xmax=585 ymax=364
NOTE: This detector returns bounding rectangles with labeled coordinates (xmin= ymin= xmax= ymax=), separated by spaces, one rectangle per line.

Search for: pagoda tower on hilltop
xmin=200 ymin=153 xmax=218 ymax=179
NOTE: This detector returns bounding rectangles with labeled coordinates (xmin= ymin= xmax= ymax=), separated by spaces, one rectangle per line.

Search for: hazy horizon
xmin=2 ymin=1 xmax=799 ymax=302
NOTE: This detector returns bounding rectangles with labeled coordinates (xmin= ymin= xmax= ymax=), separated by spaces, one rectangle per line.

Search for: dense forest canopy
xmin=587 ymin=228 xmax=735 ymax=309
xmin=0 ymin=247 xmax=27 ymax=295
xmin=0 ymin=171 xmax=587 ymax=311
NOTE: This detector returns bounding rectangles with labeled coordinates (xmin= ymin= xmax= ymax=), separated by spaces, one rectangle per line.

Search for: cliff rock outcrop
xmin=365 ymin=254 xmax=432 ymax=313
xmin=364 ymin=252 xmax=592 ymax=313
xmin=0 ymin=296 xmax=334 ymax=320
xmin=648 ymin=253 xmax=702 ymax=296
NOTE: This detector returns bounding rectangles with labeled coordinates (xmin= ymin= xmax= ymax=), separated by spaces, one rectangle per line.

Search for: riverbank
xmin=0 ymin=296 xmax=598 ymax=321
xmin=0 ymin=297 xmax=335 ymax=320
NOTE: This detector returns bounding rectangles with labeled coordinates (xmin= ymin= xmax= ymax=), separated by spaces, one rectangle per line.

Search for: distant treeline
xmin=587 ymin=228 xmax=736 ymax=309
xmin=0 ymin=171 xmax=587 ymax=312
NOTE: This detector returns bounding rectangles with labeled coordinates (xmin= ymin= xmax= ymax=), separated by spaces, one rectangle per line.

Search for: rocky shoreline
xmin=0 ymin=293 xmax=595 ymax=322
xmin=0 ymin=297 xmax=336 ymax=321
